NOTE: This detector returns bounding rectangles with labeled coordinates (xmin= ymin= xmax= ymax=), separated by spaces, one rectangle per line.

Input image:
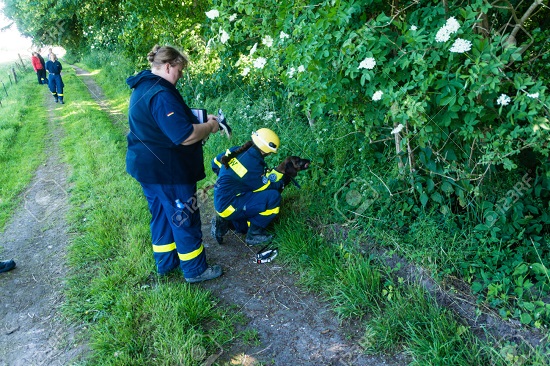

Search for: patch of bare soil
xmin=0 ymin=91 xmax=87 ymax=365
xmin=200 ymin=211 xmax=406 ymax=365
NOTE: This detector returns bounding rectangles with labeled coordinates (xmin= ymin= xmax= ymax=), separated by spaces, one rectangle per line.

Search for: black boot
xmin=245 ymin=223 xmax=273 ymax=246
xmin=211 ymin=216 xmax=229 ymax=244
xmin=59 ymin=96 xmax=64 ymax=104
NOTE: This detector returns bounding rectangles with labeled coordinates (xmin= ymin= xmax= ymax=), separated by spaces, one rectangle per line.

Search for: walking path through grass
xmin=0 ymin=87 xmax=87 ymax=365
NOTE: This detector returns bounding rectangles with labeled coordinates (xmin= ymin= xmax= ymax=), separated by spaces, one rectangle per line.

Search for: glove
xmin=217 ymin=109 xmax=232 ymax=139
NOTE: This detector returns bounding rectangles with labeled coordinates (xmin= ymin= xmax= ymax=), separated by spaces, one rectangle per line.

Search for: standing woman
xmin=126 ymin=44 xmax=222 ymax=283
xmin=30 ymin=52 xmax=46 ymax=84
xmin=45 ymin=54 xmax=64 ymax=104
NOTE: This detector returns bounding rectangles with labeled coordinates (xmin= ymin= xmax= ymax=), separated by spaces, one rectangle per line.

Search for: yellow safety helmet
xmin=251 ymin=128 xmax=280 ymax=154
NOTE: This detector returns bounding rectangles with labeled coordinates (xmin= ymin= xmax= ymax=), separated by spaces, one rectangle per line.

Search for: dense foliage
xmin=5 ymin=0 xmax=549 ymax=328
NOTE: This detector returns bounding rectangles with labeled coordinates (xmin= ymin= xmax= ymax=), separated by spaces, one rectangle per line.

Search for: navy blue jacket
xmin=126 ymin=70 xmax=205 ymax=184
xmin=214 ymin=146 xmax=284 ymax=212
xmin=45 ymin=60 xmax=62 ymax=74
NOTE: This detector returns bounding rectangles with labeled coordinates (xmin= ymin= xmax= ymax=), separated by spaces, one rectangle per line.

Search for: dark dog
xmin=272 ymin=156 xmax=311 ymax=190
xmin=275 ymin=156 xmax=311 ymax=177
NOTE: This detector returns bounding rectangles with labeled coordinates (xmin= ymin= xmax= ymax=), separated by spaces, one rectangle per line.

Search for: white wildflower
xmin=410 ymin=25 xmax=418 ymax=31
xmin=445 ymin=17 xmax=460 ymax=33
xmin=496 ymin=94 xmax=511 ymax=106
xmin=280 ymin=31 xmax=290 ymax=40
xmin=249 ymin=43 xmax=258 ymax=56
xmin=372 ymin=90 xmax=383 ymax=101
xmin=205 ymin=9 xmax=219 ymax=19
xmin=391 ymin=124 xmax=404 ymax=134
xmin=435 ymin=27 xmax=451 ymax=42
xmin=220 ymin=30 xmax=230 ymax=44
xmin=358 ymin=57 xmax=376 ymax=70
xmin=241 ymin=67 xmax=250 ymax=77
xmin=288 ymin=67 xmax=296 ymax=78
xmin=262 ymin=35 xmax=273 ymax=48
xmin=297 ymin=65 xmax=305 ymax=73
xmin=229 ymin=13 xmax=237 ymax=22
xmin=253 ymin=57 xmax=267 ymax=69
xmin=435 ymin=17 xmax=461 ymax=43
xmin=527 ymin=92 xmax=539 ymax=99
xmin=449 ymin=38 xmax=472 ymax=53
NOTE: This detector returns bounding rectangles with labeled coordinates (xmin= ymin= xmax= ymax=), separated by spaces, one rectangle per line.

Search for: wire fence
xmin=0 ymin=54 xmax=30 ymax=107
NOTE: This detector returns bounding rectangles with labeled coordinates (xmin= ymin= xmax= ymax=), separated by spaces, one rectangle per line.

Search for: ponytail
xmin=221 ymin=141 xmax=254 ymax=168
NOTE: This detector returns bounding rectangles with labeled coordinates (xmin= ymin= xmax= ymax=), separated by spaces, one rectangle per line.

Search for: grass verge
xmin=0 ymin=63 xmax=48 ymax=232
xmin=57 ymin=66 xmax=238 ymax=364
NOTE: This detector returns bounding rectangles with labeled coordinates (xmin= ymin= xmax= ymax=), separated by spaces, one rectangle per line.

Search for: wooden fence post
xmin=12 ymin=68 xmax=18 ymax=84
xmin=1 ymin=80 xmax=7 ymax=96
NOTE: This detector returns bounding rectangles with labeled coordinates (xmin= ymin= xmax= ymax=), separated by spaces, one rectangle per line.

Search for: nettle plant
xmin=205 ymin=0 xmax=550 ymax=324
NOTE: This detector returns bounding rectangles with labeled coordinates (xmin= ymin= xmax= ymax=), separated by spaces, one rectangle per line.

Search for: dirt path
xmin=0 ymin=91 xmax=87 ymax=365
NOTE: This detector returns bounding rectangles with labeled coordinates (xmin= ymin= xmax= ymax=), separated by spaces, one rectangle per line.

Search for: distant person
xmin=0 ymin=259 xmax=16 ymax=273
xmin=45 ymin=54 xmax=64 ymax=104
xmin=126 ymin=44 xmax=224 ymax=283
xmin=47 ymin=47 xmax=54 ymax=61
xmin=31 ymin=52 xmax=47 ymax=84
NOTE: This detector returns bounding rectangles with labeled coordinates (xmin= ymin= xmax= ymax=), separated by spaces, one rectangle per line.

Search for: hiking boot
xmin=211 ymin=216 xmax=229 ymax=244
xmin=245 ymin=224 xmax=273 ymax=246
xmin=0 ymin=259 xmax=16 ymax=273
xmin=185 ymin=265 xmax=222 ymax=283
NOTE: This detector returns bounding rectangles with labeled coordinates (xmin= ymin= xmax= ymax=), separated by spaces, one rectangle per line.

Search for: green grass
xmin=55 ymin=67 xmax=238 ymax=364
xmin=0 ymin=62 xmax=48 ymax=232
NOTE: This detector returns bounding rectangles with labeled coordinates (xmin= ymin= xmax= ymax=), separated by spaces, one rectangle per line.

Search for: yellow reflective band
xmin=152 ymin=242 xmax=177 ymax=253
xmin=214 ymin=157 xmax=221 ymax=168
xmin=228 ymin=158 xmax=248 ymax=177
xmin=247 ymin=221 xmax=250 ymax=227
xmin=178 ymin=244 xmax=204 ymax=261
xmin=217 ymin=205 xmax=236 ymax=218
xmin=253 ymin=181 xmax=271 ymax=192
xmin=58 ymin=94 xmax=63 ymax=96
xmin=259 ymin=207 xmax=280 ymax=216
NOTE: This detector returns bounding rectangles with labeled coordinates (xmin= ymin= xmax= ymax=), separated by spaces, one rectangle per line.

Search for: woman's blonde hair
xmin=148 ymin=45 xmax=189 ymax=69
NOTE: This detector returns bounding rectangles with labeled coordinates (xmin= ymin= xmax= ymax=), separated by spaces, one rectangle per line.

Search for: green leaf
xmin=420 ymin=192 xmax=429 ymax=207
xmin=520 ymin=312 xmax=532 ymax=325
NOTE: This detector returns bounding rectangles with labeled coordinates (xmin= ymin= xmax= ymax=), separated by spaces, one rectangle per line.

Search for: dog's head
xmin=276 ymin=156 xmax=311 ymax=178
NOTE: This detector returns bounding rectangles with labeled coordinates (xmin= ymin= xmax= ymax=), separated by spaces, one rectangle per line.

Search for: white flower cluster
xmin=229 ymin=13 xmax=237 ymax=22
xmin=241 ymin=67 xmax=250 ymax=77
xmin=288 ymin=65 xmax=306 ymax=78
xmin=280 ymin=31 xmax=290 ymax=40
xmin=220 ymin=30 xmax=230 ymax=44
xmin=449 ymin=38 xmax=472 ymax=53
xmin=262 ymin=35 xmax=273 ymax=48
xmin=358 ymin=57 xmax=376 ymax=70
xmin=496 ymin=94 xmax=511 ymax=106
xmin=410 ymin=25 xmax=418 ymax=31
xmin=205 ymin=9 xmax=219 ymax=19
xmin=254 ymin=57 xmax=267 ymax=69
xmin=527 ymin=92 xmax=539 ymax=99
xmin=372 ymin=90 xmax=383 ymax=101
xmin=435 ymin=17 xmax=460 ymax=43
xmin=391 ymin=124 xmax=404 ymax=134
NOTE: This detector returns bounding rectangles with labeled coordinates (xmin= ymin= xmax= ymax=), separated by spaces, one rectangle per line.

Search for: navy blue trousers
xmin=140 ymin=183 xmax=207 ymax=278
xmin=48 ymin=74 xmax=64 ymax=100
xmin=219 ymin=190 xmax=281 ymax=229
